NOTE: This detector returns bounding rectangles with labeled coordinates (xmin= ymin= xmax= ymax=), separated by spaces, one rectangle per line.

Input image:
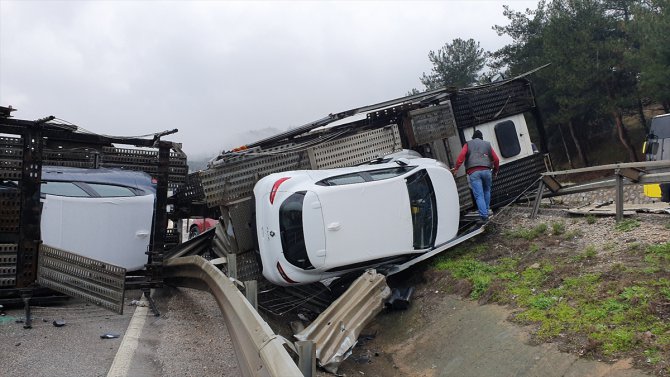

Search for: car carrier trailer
xmin=172 ymin=74 xmax=549 ymax=285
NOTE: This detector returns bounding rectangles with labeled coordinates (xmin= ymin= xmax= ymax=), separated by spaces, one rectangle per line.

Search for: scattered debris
xmin=129 ymin=299 xmax=148 ymax=307
xmin=290 ymin=321 xmax=305 ymax=335
xmin=100 ymin=333 xmax=120 ymax=339
xmin=52 ymin=320 xmax=66 ymax=327
xmin=385 ymin=287 xmax=414 ymax=310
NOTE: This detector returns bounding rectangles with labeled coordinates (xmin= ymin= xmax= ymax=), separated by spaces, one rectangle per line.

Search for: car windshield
xmin=279 ymin=191 xmax=313 ymax=269
xmin=405 ymin=170 xmax=437 ymax=249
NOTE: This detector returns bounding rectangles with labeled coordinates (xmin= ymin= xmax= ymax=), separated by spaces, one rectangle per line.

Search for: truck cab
xmin=643 ymin=113 xmax=670 ymax=202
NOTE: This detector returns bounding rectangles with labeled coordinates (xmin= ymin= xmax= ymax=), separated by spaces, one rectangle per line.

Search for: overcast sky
xmin=0 ymin=0 xmax=538 ymax=159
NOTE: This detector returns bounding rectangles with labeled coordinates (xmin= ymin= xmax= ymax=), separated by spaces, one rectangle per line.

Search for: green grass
xmin=551 ymin=221 xmax=565 ymax=235
xmin=586 ymin=215 xmax=597 ymax=224
xmin=615 ymin=219 xmax=640 ymax=232
xmin=431 ymin=240 xmax=670 ymax=364
xmin=562 ymin=229 xmax=583 ymax=240
xmin=505 ymin=223 xmax=548 ymax=240
xmin=571 ymin=245 xmax=597 ymax=261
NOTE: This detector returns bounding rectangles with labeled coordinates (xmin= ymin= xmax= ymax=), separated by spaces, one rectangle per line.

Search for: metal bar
xmin=0 ymin=120 xmax=179 ymax=148
xmin=542 ymin=160 xmax=670 ymax=177
xmin=530 ymin=180 xmax=545 ymax=219
xmin=296 ymin=341 xmax=316 ymax=377
xmin=16 ymin=126 xmax=43 ymax=288
xmin=615 ymin=171 xmax=624 ymax=222
xmin=387 ymin=226 xmax=485 ymax=275
xmin=244 ymin=280 xmax=258 ymax=311
xmin=146 ymin=141 xmax=171 ymax=288
xmin=227 ymin=253 xmax=237 ymax=280
xmin=541 ymin=172 xmax=670 ymax=198
xmin=162 ymin=256 xmax=303 ymax=377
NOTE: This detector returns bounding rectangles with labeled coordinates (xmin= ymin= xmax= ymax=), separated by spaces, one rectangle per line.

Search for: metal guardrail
xmin=531 ymin=160 xmax=670 ymax=221
xmin=162 ymin=256 xmax=304 ymax=377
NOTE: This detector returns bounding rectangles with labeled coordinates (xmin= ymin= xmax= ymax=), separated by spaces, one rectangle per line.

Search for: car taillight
xmin=276 ymin=262 xmax=298 ymax=284
xmin=269 ymin=177 xmax=290 ymax=204
xmin=151 ymin=178 xmax=158 ymax=184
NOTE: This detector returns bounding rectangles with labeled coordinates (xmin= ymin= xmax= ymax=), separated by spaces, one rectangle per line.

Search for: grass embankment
xmin=432 ymin=218 xmax=670 ymax=374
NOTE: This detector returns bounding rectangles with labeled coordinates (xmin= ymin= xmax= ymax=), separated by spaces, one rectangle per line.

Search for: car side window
xmin=87 ymin=183 xmax=136 ymax=197
xmin=405 ymin=170 xmax=437 ymax=249
xmin=317 ymin=166 xmax=416 ymax=186
xmin=41 ymin=182 xmax=90 ymax=197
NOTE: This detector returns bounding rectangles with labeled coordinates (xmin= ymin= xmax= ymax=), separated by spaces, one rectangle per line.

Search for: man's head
xmin=472 ymin=130 xmax=483 ymax=140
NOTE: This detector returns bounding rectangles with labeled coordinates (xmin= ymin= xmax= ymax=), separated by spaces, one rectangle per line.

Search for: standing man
xmin=451 ymin=130 xmax=500 ymax=225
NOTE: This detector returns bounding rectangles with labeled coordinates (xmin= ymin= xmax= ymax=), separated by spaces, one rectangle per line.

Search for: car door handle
xmin=327 ymin=222 xmax=341 ymax=231
xmin=135 ymin=230 xmax=150 ymax=238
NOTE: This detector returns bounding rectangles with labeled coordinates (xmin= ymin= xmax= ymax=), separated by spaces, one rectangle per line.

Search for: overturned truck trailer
xmin=182 ymin=76 xmax=549 ymax=281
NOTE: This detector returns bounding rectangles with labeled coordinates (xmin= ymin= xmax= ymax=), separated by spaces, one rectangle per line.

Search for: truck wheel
xmin=661 ymin=183 xmax=670 ymax=203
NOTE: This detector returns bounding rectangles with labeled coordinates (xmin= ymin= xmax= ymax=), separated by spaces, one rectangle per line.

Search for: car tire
xmin=188 ymin=225 xmax=200 ymax=240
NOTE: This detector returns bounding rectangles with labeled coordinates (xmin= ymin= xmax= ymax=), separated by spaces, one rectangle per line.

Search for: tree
xmin=493 ymin=0 xmax=643 ymax=165
xmin=635 ymin=0 xmax=670 ymax=112
xmin=419 ymin=38 xmax=488 ymax=90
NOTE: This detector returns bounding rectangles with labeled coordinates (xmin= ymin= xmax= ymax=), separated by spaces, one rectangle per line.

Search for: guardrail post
xmin=296 ymin=340 xmax=316 ymax=377
xmin=530 ymin=180 xmax=545 ymax=219
xmin=227 ymin=253 xmax=237 ymax=280
xmin=244 ymin=280 xmax=258 ymax=311
xmin=615 ymin=169 xmax=624 ymax=222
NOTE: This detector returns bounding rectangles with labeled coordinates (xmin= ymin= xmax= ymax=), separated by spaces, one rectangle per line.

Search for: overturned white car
xmin=253 ymin=157 xmax=460 ymax=286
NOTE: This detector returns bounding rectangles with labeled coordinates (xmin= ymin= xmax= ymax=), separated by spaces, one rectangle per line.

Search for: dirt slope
xmin=332 ymin=206 xmax=670 ymax=377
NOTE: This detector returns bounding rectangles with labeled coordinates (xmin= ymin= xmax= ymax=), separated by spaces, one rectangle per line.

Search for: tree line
xmin=415 ymin=0 xmax=669 ymax=167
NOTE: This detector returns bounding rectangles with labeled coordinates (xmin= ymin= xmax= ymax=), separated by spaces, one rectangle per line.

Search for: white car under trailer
xmin=253 ymin=157 xmax=460 ymax=286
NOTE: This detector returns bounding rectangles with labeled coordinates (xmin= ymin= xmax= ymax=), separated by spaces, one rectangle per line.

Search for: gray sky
xmin=0 ymin=0 xmax=537 ymax=159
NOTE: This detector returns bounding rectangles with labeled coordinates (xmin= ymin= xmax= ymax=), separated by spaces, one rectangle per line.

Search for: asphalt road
xmin=0 ymin=293 xmax=139 ymax=377
xmin=0 ymin=283 xmax=653 ymax=377
xmin=0 ymin=288 xmax=238 ymax=377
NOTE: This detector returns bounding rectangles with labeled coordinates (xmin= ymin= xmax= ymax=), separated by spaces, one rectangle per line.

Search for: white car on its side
xmin=253 ymin=156 xmax=460 ymax=286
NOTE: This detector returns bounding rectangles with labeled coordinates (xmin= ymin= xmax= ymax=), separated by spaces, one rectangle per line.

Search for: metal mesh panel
xmin=171 ymin=171 xmax=205 ymax=204
xmin=452 ymin=80 xmax=535 ymax=129
xmin=409 ymin=103 xmax=458 ymax=145
xmin=0 ymin=137 xmax=23 ymax=179
xmin=0 ymin=244 xmax=17 ymax=288
xmin=37 ymin=245 xmax=126 ymax=314
xmin=165 ymin=228 xmax=180 ymax=246
xmin=0 ymin=136 xmax=23 ymax=148
xmin=100 ymin=146 xmax=188 ymax=188
xmin=309 ymin=126 xmax=402 ymax=169
xmin=44 ymin=149 xmax=97 ymax=168
xmin=0 ymin=190 xmax=20 ymax=233
xmin=491 ymin=153 xmax=546 ymax=207
xmin=221 ymin=250 xmax=263 ymax=283
xmin=201 ymin=149 xmax=311 ymax=207
xmin=227 ymin=199 xmax=255 ymax=253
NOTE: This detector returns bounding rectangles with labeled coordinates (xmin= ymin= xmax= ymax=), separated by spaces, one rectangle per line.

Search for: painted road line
xmin=107 ymin=295 xmax=150 ymax=377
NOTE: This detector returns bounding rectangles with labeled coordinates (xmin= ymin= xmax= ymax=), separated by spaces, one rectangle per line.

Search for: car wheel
xmin=188 ymin=225 xmax=200 ymax=240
